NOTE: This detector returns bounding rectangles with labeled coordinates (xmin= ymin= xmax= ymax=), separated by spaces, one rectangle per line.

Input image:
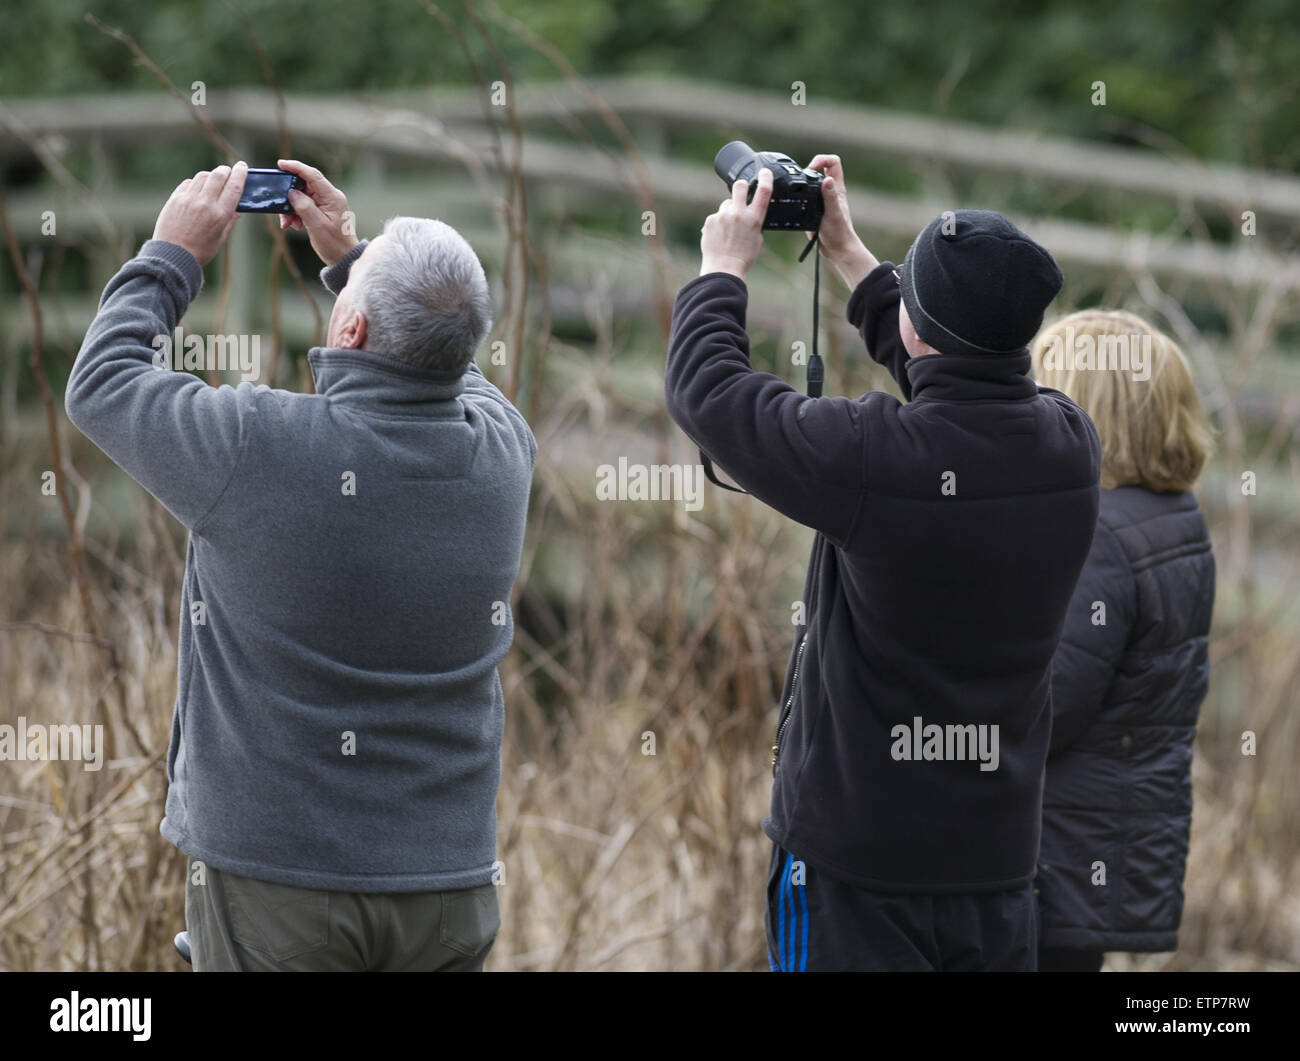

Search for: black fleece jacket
xmin=666 ymin=264 xmax=1101 ymax=893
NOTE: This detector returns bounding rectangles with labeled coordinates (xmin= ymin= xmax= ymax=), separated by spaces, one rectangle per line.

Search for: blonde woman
xmin=1030 ymin=309 xmax=1216 ymax=972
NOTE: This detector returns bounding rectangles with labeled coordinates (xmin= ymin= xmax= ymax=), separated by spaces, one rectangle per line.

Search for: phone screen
xmin=236 ymin=169 xmax=304 ymax=214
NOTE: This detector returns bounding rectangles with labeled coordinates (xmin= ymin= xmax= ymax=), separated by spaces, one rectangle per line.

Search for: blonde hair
xmin=1031 ymin=309 xmax=1214 ymax=492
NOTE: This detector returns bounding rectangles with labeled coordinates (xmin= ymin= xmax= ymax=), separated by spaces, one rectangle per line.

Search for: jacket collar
xmin=904 ymin=350 xmax=1038 ymax=403
xmin=307 ymin=347 xmax=465 ymax=414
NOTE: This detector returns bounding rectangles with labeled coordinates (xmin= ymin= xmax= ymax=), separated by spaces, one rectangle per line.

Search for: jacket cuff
xmin=137 ymin=240 xmax=204 ymax=302
xmin=673 ymin=272 xmax=748 ymax=316
xmin=679 ymin=271 xmax=747 ymax=296
xmin=320 ymin=240 xmax=369 ymax=295
xmin=845 ymin=261 xmax=898 ymax=327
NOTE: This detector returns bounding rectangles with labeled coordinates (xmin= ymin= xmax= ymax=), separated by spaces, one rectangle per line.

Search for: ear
xmin=337 ymin=307 xmax=368 ymax=350
xmin=898 ymin=299 xmax=937 ymax=358
xmin=898 ymin=300 xmax=919 ymax=358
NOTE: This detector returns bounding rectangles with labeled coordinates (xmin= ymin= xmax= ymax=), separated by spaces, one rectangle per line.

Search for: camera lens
xmin=714 ymin=141 xmax=759 ymax=186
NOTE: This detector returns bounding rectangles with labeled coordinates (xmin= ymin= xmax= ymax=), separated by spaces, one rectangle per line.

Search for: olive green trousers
xmin=185 ymin=862 xmax=500 ymax=971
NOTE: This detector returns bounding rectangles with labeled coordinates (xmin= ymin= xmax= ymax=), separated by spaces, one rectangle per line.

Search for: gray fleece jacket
xmin=66 ymin=237 xmax=535 ymax=891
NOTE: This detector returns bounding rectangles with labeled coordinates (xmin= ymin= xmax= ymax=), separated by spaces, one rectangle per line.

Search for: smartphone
xmin=235 ymin=168 xmax=307 ymax=213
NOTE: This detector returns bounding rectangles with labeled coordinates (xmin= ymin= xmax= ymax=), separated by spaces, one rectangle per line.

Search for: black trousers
xmin=1038 ymin=947 xmax=1105 ymax=972
xmin=765 ymin=842 xmax=1037 ymax=971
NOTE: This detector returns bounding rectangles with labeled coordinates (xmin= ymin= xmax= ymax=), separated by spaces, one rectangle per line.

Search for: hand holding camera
xmin=697 ymin=142 xmax=885 ymax=407
xmin=714 ymin=142 xmax=825 ymax=231
xmin=699 ymin=167 xmax=774 ymax=279
xmin=275 ymin=158 xmax=360 ymax=266
xmin=704 ymin=143 xmax=879 ymax=290
xmin=152 ymin=161 xmax=248 ymax=266
xmin=804 ymin=154 xmax=879 ymax=291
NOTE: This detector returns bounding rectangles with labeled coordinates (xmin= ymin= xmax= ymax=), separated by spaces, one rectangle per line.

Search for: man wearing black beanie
xmin=665 ymin=158 xmax=1101 ymax=970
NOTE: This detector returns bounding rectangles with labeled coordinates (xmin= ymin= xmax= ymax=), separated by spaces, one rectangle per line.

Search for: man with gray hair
xmin=65 ymin=159 xmax=536 ymax=971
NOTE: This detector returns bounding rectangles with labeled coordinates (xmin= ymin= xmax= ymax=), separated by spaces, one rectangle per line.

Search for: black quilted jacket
xmin=1036 ymin=485 xmax=1215 ymax=951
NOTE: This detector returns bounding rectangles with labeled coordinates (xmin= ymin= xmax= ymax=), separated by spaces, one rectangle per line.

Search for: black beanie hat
xmin=898 ymin=209 xmax=1063 ymax=357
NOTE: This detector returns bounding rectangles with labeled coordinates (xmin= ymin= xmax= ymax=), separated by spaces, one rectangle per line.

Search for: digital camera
xmin=236 ymin=168 xmax=307 ymax=214
xmin=713 ymin=141 xmax=824 ymax=231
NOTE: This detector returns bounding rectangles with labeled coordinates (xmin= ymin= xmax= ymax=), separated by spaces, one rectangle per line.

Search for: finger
xmin=277 ymin=158 xmax=325 ymax=183
xmin=730 ymin=178 xmax=750 ymax=209
xmin=287 ymin=188 xmax=326 ymax=225
xmin=749 ymin=168 xmax=774 ymax=219
xmin=205 ymin=164 xmax=233 ymax=202
xmin=190 ymin=170 xmax=212 ymax=193
xmin=821 ymin=176 xmax=843 ymax=213
xmin=216 ymin=161 xmax=247 ymax=212
xmin=278 ymin=158 xmax=334 ymax=196
xmin=806 ymin=153 xmax=842 ymax=175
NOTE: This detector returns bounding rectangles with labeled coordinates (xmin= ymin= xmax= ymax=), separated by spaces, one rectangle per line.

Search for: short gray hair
xmin=351 ymin=216 xmax=492 ymax=376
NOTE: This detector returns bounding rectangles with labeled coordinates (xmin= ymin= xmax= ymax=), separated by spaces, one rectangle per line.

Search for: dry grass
xmin=6 ymin=257 xmax=1300 ymax=973
xmin=3 ymin=342 xmax=1299 ymax=971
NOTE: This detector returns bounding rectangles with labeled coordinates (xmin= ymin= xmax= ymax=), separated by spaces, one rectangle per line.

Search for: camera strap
xmin=699 ymin=232 xmax=823 ymax=494
xmin=799 ymin=232 xmax=824 ymax=397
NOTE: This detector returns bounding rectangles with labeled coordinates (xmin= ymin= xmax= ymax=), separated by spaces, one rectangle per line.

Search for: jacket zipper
xmin=772 ymin=635 xmax=807 ymax=776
